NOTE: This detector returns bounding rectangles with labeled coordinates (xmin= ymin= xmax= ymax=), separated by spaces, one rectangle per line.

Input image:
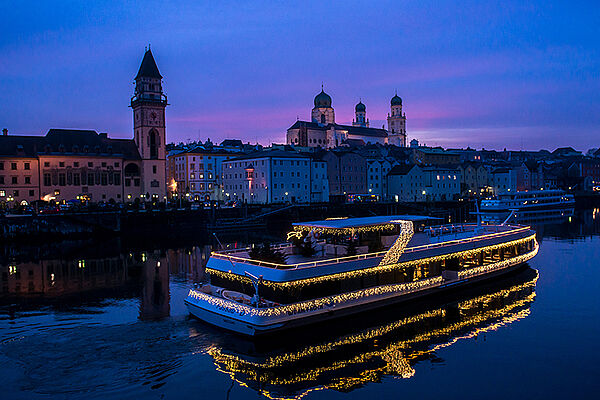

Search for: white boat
xmin=185 ymin=215 xmax=538 ymax=336
xmin=480 ymin=189 xmax=574 ymax=211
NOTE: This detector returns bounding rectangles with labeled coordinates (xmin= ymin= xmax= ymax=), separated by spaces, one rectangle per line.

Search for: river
xmin=1 ymin=208 xmax=599 ymax=399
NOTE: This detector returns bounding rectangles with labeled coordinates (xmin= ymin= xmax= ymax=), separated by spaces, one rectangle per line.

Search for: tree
xmin=346 ymin=241 xmax=357 ymax=256
xmin=249 ymin=242 xmax=287 ymax=264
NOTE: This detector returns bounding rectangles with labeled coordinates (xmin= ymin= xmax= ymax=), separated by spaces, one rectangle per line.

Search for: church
xmin=286 ymin=88 xmax=407 ymax=148
xmin=0 ymin=49 xmax=167 ymax=204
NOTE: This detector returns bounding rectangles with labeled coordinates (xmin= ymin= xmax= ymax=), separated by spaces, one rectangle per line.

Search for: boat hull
xmin=186 ymin=243 xmax=538 ymax=336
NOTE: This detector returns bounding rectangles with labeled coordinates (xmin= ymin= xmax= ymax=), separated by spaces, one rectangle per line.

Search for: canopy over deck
xmin=292 ymin=215 xmax=439 ymax=232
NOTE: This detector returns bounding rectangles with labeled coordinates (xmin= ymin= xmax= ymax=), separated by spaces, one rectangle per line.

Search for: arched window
xmin=149 ymin=129 xmax=159 ymax=159
xmin=321 ymin=114 xmax=326 ymax=124
xmin=124 ymin=163 xmax=140 ymax=176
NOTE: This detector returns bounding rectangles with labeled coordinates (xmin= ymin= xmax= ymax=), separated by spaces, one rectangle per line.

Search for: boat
xmin=185 ymin=215 xmax=538 ymax=336
xmin=480 ymin=189 xmax=574 ymax=212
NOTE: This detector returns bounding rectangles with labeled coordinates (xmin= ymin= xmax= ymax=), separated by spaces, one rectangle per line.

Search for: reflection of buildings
xmin=0 ymin=256 xmax=133 ymax=299
xmin=139 ymin=251 xmax=170 ymax=320
xmin=166 ymin=246 xmax=211 ymax=283
xmin=203 ymin=268 xmax=538 ymax=399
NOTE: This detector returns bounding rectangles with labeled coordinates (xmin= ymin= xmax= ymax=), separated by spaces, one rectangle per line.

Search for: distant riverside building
xmin=167 ymin=145 xmax=236 ymax=202
xmin=0 ymin=48 xmax=167 ymax=204
xmin=286 ymin=89 xmax=407 ymax=149
xmin=411 ymin=147 xmax=461 ymax=165
xmin=320 ymin=150 xmax=367 ymax=197
xmin=387 ymin=164 xmax=461 ymax=202
xmin=222 ymin=150 xmax=328 ymax=204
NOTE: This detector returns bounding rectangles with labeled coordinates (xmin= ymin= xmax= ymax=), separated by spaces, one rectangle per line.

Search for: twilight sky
xmin=1 ymin=1 xmax=599 ymax=151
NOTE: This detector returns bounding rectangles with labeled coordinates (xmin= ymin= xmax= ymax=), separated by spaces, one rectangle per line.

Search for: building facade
xmin=387 ymin=165 xmax=461 ymax=202
xmin=168 ymin=146 xmax=236 ymax=201
xmin=222 ymin=150 xmax=328 ymax=204
xmin=322 ymin=151 xmax=367 ymax=196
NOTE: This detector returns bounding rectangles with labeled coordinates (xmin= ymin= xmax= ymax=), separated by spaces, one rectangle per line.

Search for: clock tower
xmin=131 ymin=48 xmax=167 ymax=199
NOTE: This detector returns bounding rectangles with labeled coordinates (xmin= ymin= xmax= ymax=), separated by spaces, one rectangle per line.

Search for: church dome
xmin=314 ymin=89 xmax=332 ymax=108
xmin=355 ymin=101 xmax=366 ymax=112
xmin=391 ymin=94 xmax=402 ymax=106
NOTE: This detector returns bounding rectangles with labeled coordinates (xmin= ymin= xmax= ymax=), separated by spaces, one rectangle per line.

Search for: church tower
xmin=387 ymin=93 xmax=407 ymax=147
xmin=352 ymin=100 xmax=369 ymax=127
xmin=131 ymin=48 xmax=167 ymax=199
xmin=311 ymin=86 xmax=335 ymax=125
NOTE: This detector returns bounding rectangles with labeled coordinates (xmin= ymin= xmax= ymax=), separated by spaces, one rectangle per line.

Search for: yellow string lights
xmin=190 ymin=237 xmax=537 ymax=319
xmin=206 ymin=234 xmax=537 ymax=290
xmin=292 ymin=223 xmax=398 ymax=236
xmin=378 ymin=220 xmax=414 ymax=266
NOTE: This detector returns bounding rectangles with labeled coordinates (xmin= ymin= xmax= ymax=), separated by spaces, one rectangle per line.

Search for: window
xmin=13 ymin=190 xmax=19 ymax=197
xmin=0 ymin=176 xmax=3 ymax=184
xmin=24 ymin=163 xmax=30 ymax=170
xmin=44 ymin=162 xmax=50 ymax=168
xmin=25 ymin=177 xmax=31 ymax=184
xmin=101 ymin=162 xmax=106 ymax=167
xmin=29 ymin=190 xmax=34 ymax=196
xmin=153 ymin=165 xmax=157 ymax=174
xmin=0 ymin=190 xmax=5 ymax=196
xmin=114 ymin=172 xmax=120 ymax=185
xmin=0 ymin=163 xmax=3 ymax=170
xmin=43 ymin=173 xmax=51 ymax=186
xmin=59 ymin=162 xmax=65 ymax=167
xmin=88 ymin=173 xmax=95 ymax=186
xmin=88 ymin=162 xmax=93 ymax=167
xmin=12 ymin=177 xmax=17 ymax=184
xmin=59 ymin=173 xmax=66 ymax=186
xmin=74 ymin=162 xmax=79 ymax=167
xmin=11 ymin=163 xmax=17 ymax=170
xmin=73 ymin=173 xmax=80 ymax=186
xmin=114 ymin=162 xmax=119 ymax=167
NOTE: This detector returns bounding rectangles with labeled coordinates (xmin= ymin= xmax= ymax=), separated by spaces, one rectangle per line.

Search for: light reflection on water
xmin=0 ymin=208 xmax=599 ymax=399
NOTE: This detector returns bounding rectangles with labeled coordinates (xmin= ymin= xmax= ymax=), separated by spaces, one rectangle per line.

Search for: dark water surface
xmin=1 ymin=209 xmax=599 ymax=399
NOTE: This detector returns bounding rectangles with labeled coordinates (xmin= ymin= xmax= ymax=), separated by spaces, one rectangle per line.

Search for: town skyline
xmin=1 ymin=1 xmax=599 ymax=151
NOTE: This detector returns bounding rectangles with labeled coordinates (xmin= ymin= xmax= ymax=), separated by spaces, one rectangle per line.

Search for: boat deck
xmin=211 ymin=223 xmax=529 ymax=270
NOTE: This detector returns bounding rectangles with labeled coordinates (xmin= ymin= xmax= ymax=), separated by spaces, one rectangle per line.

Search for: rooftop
xmin=292 ymin=215 xmax=437 ymax=230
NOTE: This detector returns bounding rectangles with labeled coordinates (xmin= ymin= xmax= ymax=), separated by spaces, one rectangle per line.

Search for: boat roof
xmin=292 ymin=215 xmax=439 ymax=230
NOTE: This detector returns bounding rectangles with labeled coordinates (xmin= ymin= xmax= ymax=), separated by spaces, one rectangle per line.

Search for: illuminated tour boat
xmin=185 ymin=215 xmax=538 ymax=335
xmin=480 ymin=189 xmax=574 ymax=212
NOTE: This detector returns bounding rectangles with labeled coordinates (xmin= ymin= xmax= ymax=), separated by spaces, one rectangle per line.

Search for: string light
xmin=379 ymin=220 xmax=413 ymax=266
xmin=205 ymin=234 xmax=537 ymax=290
xmin=292 ymin=223 xmax=398 ymax=236
xmin=190 ymin=238 xmax=537 ymax=318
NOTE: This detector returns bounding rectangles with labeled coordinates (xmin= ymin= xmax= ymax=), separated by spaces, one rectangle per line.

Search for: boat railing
xmin=210 ymin=225 xmax=531 ymax=270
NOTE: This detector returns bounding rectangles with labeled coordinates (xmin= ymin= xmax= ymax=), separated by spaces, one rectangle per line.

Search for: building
xmin=411 ymin=147 xmax=461 ymax=165
xmin=222 ymin=150 xmax=328 ymax=204
xmin=168 ymin=146 xmax=236 ymax=201
xmin=457 ymin=162 xmax=491 ymax=196
xmin=366 ymin=158 xmax=396 ymax=200
xmin=131 ymin=48 xmax=168 ymax=199
xmin=387 ymin=164 xmax=461 ymax=202
xmin=386 ymin=93 xmax=407 ymax=146
xmin=321 ymin=150 xmax=367 ymax=197
xmin=0 ymin=48 xmax=168 ymax=205
xmin=489 ymin=167 xmax=517 ymax=195
xmin=286 ymin=89 xmax=408 ymax=149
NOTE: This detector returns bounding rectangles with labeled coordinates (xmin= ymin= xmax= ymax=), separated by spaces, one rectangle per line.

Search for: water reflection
xmin=201 ymin=267 xmax=539 ymax=399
